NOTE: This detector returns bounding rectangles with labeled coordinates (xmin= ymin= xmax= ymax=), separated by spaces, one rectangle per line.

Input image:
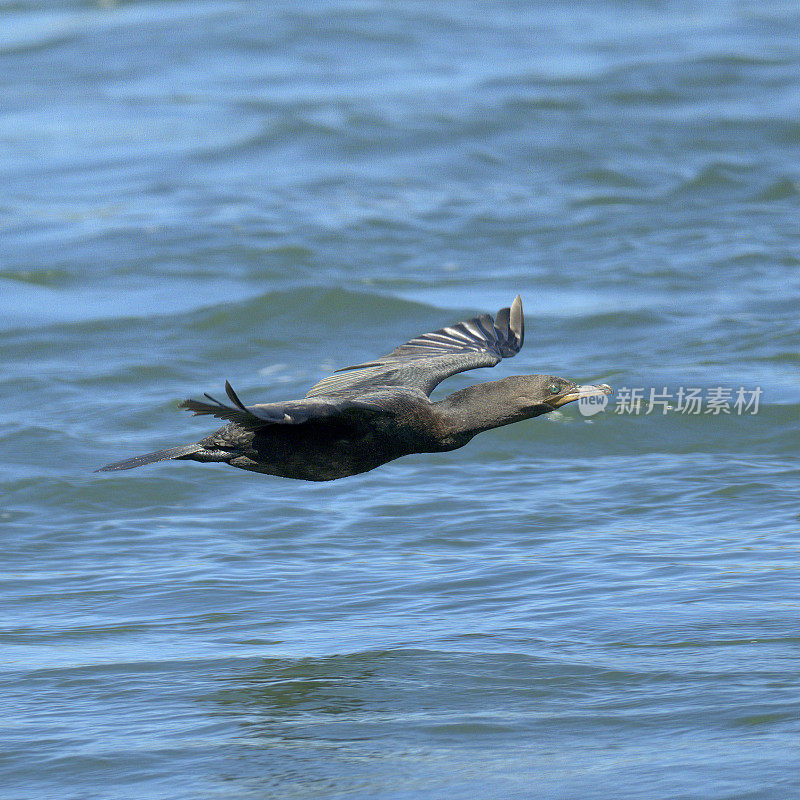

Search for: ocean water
xmin=2 ymin=1 xmax=800 ymax=798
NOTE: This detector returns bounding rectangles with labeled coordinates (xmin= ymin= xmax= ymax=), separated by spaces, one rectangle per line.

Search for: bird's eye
xmin=548 ymin=383 xmax=561 ymax=395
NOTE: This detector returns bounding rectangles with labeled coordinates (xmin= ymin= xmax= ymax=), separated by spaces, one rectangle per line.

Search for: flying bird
xmin=96 ymin=295 xmax=611 ymax=481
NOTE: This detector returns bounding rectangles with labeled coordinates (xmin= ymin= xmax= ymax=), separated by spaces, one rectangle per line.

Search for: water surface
xmin=2 ymin=2 xmax=800 ymax=798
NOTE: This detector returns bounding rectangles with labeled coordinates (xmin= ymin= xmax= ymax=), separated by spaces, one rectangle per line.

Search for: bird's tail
xmin=95 ymin=443 xmax=202 ymax=472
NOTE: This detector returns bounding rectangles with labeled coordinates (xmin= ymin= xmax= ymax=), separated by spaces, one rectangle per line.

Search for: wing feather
xmin=178 ymin=296 xmax=525 ymax=430
xmin=306 ymin=295 xmax=524 ymax=398
xmin=180 ymin=384 xmax=382 ymax=430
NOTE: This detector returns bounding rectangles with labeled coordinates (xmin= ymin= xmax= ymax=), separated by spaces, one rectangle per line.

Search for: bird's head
xmin=498 ymin=375 xmax=613 ymax=417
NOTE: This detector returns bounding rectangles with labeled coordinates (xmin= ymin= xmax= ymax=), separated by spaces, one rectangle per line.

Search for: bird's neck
xmin=432 ymin=381 xmax=532 ymax=445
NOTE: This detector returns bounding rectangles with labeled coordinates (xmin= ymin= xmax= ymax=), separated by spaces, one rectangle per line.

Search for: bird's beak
xmin=549 ymin=383 xmax=613 ymax=408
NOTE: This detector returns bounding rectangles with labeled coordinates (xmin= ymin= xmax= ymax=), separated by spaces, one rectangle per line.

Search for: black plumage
xmin=96 ymin=296 xmax=611 ymax=481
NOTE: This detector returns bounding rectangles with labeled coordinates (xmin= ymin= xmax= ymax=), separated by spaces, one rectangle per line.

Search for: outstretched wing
xmin=305 ymin=295 xmax=524 ymax=398
xmin=179 ymin=381 xmax=383 ymax=431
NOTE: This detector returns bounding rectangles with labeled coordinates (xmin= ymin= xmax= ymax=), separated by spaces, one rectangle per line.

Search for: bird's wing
xmin=305 ymin=295 xmax=524 ymax=398
xmin=179 ymin=381 xmax=384 ymax=431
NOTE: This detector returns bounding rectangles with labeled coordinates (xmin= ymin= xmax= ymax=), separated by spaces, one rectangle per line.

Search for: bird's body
xmin=97 ymin=296 xmax=611 ymax=481
xmin=187 ymin=390 xmax=440 ymax=481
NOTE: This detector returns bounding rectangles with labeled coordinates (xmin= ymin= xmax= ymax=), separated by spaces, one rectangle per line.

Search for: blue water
xmin=2 ymin=2 xmax=800 ymax=798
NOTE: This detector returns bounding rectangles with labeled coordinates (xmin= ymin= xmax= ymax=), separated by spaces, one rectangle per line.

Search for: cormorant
xmin=96 ymin=296 xmax=611 ymax=481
